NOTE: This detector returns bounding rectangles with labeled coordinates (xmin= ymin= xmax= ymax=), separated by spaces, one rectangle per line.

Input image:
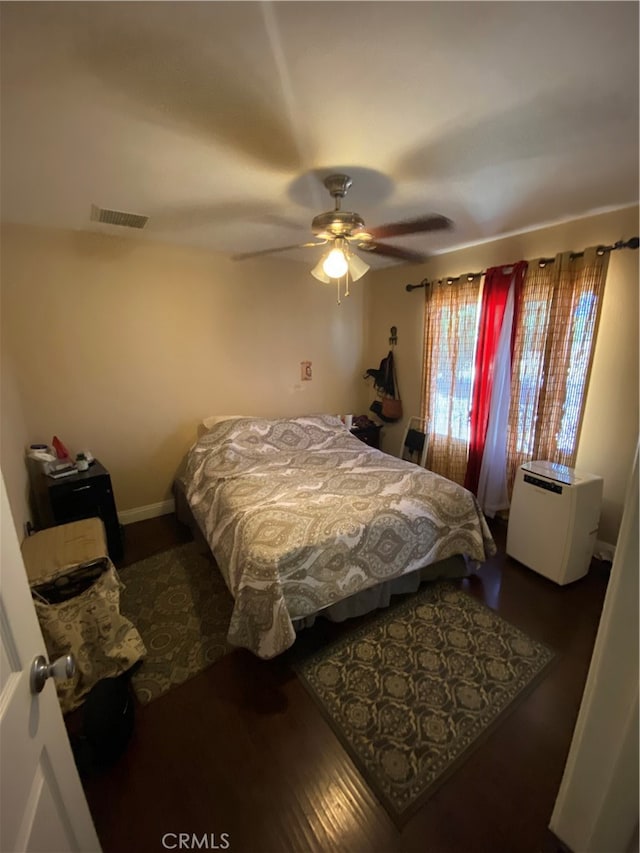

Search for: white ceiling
xmin=1 ymin=1 xmax=638 ymax=270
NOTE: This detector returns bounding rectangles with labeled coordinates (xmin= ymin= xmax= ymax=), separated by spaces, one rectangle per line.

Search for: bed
xmin=178 ymin=414 xmax=496 ymax=659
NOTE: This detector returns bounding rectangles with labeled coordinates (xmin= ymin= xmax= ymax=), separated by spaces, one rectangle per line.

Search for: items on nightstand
xmin=76 ymin=453 xmax=89 ymax=471
xmin=52 ymin=435 xmax=72 ymax=461
xmin=350 ymin=417 xmax=382 ymax=449
xmin=48 ymin=462 xmax=78 ymax=479
xmin=26 ymin=444 xmax=57 ymax=486
xmin=352 ymin=415 xmax=376 ymax=430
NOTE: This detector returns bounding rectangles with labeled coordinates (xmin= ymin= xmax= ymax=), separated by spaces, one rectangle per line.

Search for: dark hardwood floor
xmin=81 ymin=514 xmax=609 ymax=853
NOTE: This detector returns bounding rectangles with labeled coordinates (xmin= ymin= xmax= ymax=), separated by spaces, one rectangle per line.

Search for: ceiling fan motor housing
xmin=312 ymin=209 xmax=366 ymax=238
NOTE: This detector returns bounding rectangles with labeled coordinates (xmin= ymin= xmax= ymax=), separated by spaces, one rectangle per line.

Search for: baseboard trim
xmin=118 ymin=499 xmax=175 ymax=526
xmin=594 ymin=539 xmax=616 ymax=563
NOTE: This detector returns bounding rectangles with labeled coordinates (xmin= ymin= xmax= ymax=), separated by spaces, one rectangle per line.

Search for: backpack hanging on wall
xmin=368 ymin=350 xmax=403 ymax=422
xmin=364 ymin=352 xmax=395 ymax=397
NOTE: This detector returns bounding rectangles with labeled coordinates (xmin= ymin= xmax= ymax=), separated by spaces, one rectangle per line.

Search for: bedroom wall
xmin=0 ymin=347 xmax=32 ymax=533
xmin=0 ymin=223 xmax=369 ymax=530
xmin=365 ymin=205 xmax=639 ymax=546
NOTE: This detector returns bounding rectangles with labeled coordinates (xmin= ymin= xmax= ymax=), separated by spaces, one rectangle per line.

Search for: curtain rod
xmin=405 ymin=236 xmax=639 ymax=292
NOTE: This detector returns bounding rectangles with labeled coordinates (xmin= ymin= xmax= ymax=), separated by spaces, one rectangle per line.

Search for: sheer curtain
xmin=506 ymin=247 xmax=609 ymax=493
xmin=421 ymin=278 xmax=481 ymax=484
xmin=465 ymin=262 xmax=527 ymax=495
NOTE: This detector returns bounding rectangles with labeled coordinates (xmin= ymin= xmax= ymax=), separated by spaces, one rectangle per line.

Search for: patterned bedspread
xmin=184 ymin=415 xmax=496 ymax=658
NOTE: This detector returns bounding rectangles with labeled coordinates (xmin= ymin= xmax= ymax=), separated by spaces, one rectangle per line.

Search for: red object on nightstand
xmin=52 ymin=435 xmax=71 ymax=460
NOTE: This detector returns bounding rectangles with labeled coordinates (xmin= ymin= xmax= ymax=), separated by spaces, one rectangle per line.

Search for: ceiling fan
xmin=232 ymin=174 xmax=452 ymax=298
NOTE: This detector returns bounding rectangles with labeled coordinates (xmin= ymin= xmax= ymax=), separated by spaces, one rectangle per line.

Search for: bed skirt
xmin=173 ymin=477 xmax=470 ymax=632
xmin=291 ymin=554 xmax=468 ymax=629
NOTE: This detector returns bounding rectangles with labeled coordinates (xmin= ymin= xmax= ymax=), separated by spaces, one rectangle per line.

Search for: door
xmin=0 ymin=472 xmax=101 ymax=853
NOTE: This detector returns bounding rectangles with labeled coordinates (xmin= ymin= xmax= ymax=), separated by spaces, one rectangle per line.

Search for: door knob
xmin=30 ymin=653 xmax=76 ymax=695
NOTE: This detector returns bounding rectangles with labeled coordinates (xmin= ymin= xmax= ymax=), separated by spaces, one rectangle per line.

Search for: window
xmin=557 ymin=291 xmax=598 ymax=454
xmin=512 ymin=296 xmax=551 ymax=455
xmin=432 ymin=303 xmax=478 ymax=442
xmin=422 ymin=248 xmax=609 ymax=496
xmin=421 ymin=278 xmax=481 ymax=485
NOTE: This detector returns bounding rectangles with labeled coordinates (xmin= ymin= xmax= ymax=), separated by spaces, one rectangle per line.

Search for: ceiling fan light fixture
xmin=310 ymin=258 xmax=332 ymax=283
xmin=311 ymin=239 xmax=370 ymax=289
xmin=322 ymin=243 xmax=349 ymax=278
xmin=346 ymin=252 xmax=370 ymax=282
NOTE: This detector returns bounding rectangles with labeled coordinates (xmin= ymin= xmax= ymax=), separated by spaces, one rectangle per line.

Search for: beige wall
xmin=365 ymin=205 xmax=639 ymax=545
xmin=1 ymin=224 xmax=369 ymax=526
xmin=0 ymin=347 xmax=31 ymax=534
xmin=2 ymin=208 xmax=637 ymax=545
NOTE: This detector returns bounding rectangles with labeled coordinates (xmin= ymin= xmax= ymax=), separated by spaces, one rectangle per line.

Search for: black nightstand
xmin=32 ymin=460 xmax=124 ymax=562
xmin=351 ymin=423 xmax=382 ymax=449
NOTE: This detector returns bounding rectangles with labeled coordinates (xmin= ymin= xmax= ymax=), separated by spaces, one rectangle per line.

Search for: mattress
xmin=181 ymin=414 xmax=495 ymax=658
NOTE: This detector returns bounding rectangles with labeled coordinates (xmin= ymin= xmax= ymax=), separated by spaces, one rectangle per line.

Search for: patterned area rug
xmin=119 ymin=543 xmax=234 ymax=704
xmin=295 ymin=580 xmax=555 ymax=826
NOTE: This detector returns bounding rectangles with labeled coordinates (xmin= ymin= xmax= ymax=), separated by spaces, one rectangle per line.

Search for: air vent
xmin=90 ymin=205 xmax=149 ymax=229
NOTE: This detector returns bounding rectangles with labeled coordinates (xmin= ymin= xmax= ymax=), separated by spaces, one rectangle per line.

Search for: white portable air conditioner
xmin=506 ymin=461 xmax=603 ymax=585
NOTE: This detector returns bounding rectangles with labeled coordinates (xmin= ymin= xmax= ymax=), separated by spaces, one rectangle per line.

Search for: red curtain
xmin=464 ymin=261 xmax=526 ymax=494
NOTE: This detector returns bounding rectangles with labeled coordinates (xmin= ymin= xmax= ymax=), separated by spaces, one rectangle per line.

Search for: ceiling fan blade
xmin=366 ymin=214 xmax=452 ymax=240
xmin=359 ymin=242 xmax=428 ymax=263
xmin=232 ymin=241 xmax=326 ymax=261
